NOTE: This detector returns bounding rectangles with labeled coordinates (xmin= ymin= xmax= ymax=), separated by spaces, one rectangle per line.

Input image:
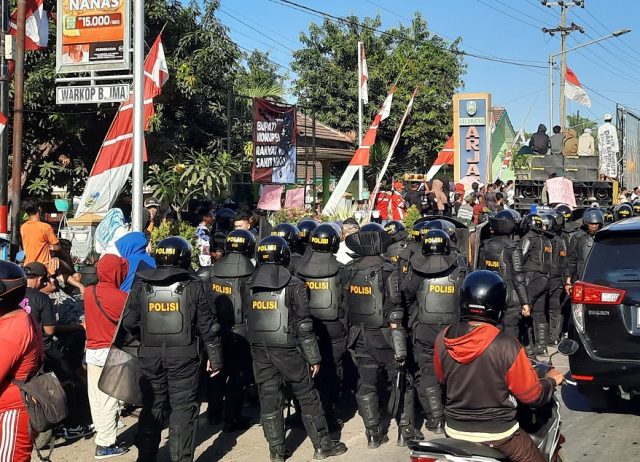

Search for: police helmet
xmin=633 ymin=200 xmax=640 ymax=217
xmin=582 ymin=208 xmax=604 ymax=227
xmin=422 ymin=229 xmax=451 ymax=257
xmin=310 ymin=224 xmax=340 ymax=253
xmin=360 ymin=222 xmax=386 ymax=233
xmin=424 ymin=219 xmax=457 ymax=243
xmin=460 ymin=270 xmax=507 ymax=324
xmin=0 ymin=261 xmax=27 ymax=310
xmin=489 ymin=209 xmax=517 ymax=236
xmin=411 ymin=220 xmax=430 ymax=243
xmin=154 ymin=236 xmax=193 ymax=269
xmin=225 ymin=229 xmax=256 ymax=257
xmin=256 ymin=235 xmax=290 ymax=266
xmin=540 ymin=213 xmax=558 ymax=234
xmin=603 ymin=209 xmax=615 ymax=224
xmin=548 ymin=209 xmax=564 ymax=230
xmin=555 ymin=204 xmax=572 ymax=222
xmin=272 ymin=223 xmax=301 ymax=253
xmin=615 ymin=203 xmax=633 ymax=221
xmin=297 ymin=219 xmax=319 ymax=246
xmin=520 ymin=213 xmax=543 ymax=234
xmin=214 ymin=208 xmax=236 ymax=233
xmin=384 ymin=220 xmax=406 ymax=236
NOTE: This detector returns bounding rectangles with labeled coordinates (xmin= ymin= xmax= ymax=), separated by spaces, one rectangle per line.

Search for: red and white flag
xmin=359 ymin=42 xmax=368 ymax=104
xmin=564 ymin=66 xmax=591 ymax=108
xmin=426 ymin=135 xmax=455 ymax=181
xmin=9 ymin=0 xmax=48 ymax=51
xmin=350 ymin=88 xmax=395 ymax=166
xmin=0 ymin=113 xmax=7 ymax=136
xmin=76 ymin=35 xmax=168 ymax=216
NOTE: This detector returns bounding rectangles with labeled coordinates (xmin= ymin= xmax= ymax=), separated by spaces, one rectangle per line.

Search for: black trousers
xmin=314 ymin=319 xmax=346 ymax=420
xmin=546 ymin=277 xmax=566 ymax=339
xmin=412 ymin=323 xmax=442 ymax=390
xmin=137 ymin=356 xmax=201 ymax=462
xmin=207 ymin=331 xmax=252 ymax=422
xmin=527 ymin=273 xmax=550 ymax=325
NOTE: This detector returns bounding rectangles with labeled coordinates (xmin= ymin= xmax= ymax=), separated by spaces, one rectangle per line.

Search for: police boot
xmin=356 ymin=392 xmax=388 ymax=449
xmin=423 ymin=386 xmax=445 ymax=435
xmin=549 ymin=315 xmax=564 ymax=345
xmin=397 ymin=386 xmax=424 ymax=447
xmin=301 ymin=414 xmax=348 ymax=460
xmin=262 ymin=411 xmax=289 ymax=462
xmin=523 ymin=323 xmax=537 ymax=359
xmin=534 ymin=322 xmax=550 ymax=356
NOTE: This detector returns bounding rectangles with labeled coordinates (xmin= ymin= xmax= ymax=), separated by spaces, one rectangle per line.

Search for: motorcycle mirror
xmin=558 ymin=338 xmax=579 ymax=356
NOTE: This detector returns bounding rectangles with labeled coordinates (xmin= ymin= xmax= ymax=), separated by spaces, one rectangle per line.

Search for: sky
xmin=218 ymin=0 xmax=640 ymax=134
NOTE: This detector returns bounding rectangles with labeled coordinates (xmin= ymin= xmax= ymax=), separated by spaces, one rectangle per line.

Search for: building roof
xmin=296 ymin=112 xmax=355 ymax=145
xmin=295 ymin=112 xmax=355 ymax=163
xmin=491 ymin=107 xmax=506 ymax=126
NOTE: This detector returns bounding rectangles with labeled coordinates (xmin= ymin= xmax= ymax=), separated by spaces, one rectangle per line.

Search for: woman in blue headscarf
xmin=115 ymin=232 xmax=156 ymax=292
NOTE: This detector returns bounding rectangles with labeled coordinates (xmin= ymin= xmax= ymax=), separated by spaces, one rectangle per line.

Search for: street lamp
xmin=549 ymin=28 xmax=631 ymax=129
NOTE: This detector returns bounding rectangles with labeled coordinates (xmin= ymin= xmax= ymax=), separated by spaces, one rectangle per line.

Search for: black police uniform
xmin=344 ymin=227 xmax=418 ymax=447
xmin=566 ymin=209 xmax=604 ymax=285
xmin=403 ymin=231 xmax=466 ymax=433
xmin=547 ymin=229 xmax=568 ymax=344
xmin=246 ymin=236 xmax=346 ymax=461
xmin=384 ymin=221 xmax=409 ymax=271
xmin=122 ymin=252 xmax=222 ymax=462
xmin=295 ymin=236 xmax=346 ymax=429
xmin=198 ymin=246 xmax=254 ymax=429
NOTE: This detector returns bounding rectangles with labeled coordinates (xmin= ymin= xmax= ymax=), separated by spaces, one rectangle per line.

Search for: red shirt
xmin=391 ymin=191 xmax=406 ymax=220
xmin=375 ymin=192 xmax=391 ymax=220
xmin=0 ymin=310 xmax=44 ymax=411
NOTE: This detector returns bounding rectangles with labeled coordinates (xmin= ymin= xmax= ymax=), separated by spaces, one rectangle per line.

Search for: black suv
xmin=569 ymin=218 xmax=640 ymax=408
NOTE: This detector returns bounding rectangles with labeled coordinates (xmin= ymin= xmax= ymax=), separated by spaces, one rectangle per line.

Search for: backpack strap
xmin=92 ymin=285 xmax=118 ymax=325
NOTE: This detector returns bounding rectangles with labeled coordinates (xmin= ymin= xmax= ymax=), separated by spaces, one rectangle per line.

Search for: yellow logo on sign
xmin=350 ymin=285 xmax=372 ymax=295
xmin=212 ymin=283 xmax=232 ymax=295
xmin=485 ymin=260 xmax=500 ymax=268
xmin=252 ymin=300 xmax=278 ymax=310
xmin=429 ymin=284 xmax=455 ymax=294
xmin=148 ymin=302 xmax=180 ymax=312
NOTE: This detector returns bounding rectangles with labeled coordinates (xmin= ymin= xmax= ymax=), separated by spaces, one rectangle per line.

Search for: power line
xmin=475 ymin=0 xmax=549 ymax=30
xmin=493 ymin=0 xmax=555 ymax=28
xmin=581 ymin=7 xmax=640 ymax=62
xmin=219 ymin=7 xmax=296 ymax=52
xmin=524 ymin=0 xmax=559 ymax=21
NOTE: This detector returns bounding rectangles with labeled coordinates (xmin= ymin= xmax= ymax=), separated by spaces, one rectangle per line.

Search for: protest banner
xmin=257 ymin=184 xmax=284 ymax=211
xmin=284 ymin=187 xmax=305 ymax=209
xmin=546 ymin=177 xmax=576 ymax=208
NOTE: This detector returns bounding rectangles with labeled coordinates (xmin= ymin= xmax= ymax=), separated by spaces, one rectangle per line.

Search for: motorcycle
xmin=408 ymin=338 xmax=579 ymax=462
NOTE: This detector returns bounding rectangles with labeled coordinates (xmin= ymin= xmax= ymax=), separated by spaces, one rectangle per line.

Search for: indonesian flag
xmin=350 ymin=89 xmax=395 ymax=166
xmin=426 ymin=135 xmax=454 ymax=181
xmin=564 ymin=66 xmax=591 ymax=108
xmin=76 ymin=35 xmax=168 ymax=216
xmin=9 ymin=0 xmax=48 ymax=50
xmin=0 ymin=113 xmax=7 ymax=136
xmin=359 ymin=42 xmax=368 ymax=104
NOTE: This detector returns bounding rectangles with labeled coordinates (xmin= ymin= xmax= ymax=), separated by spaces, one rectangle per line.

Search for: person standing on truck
xmin=529 ymin=124 xmax=550 ymax=155
xmin=549 ymin=125 xmax=564 ymax=155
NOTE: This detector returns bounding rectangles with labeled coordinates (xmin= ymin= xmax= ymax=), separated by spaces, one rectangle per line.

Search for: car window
xmin=584 ymin=237 xmax=640 ymax=286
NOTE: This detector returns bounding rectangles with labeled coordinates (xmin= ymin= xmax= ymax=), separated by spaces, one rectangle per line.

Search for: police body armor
xmin=304 ymin=275 xmax=340 ymax=321
xmin=521 ymin=232 xmax=552 ymax=275
xmin=386 ymin=241 xmax=405 ymax=267
xmin=346 ymin=264 xmax=386 ymax=328
xmin=415 ymin=269 xmax=461 ymax=325
xmin=550 ymin=235 xmax=568 ymax=278
xmin=208 ymin=253 xmax=254 ymax=328
xmin=140 ymin=281 xmax=192 ymax=349
xmin=576 ymin=233 xmax=595 ymax=278
xmin=480 ymin=236 xmax=518 ymax=306
xmin=246 ymin=288 xmax=290 ymax=347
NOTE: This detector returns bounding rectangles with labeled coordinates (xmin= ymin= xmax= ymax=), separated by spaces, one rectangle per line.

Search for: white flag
xmin=564 ymin=66 xmax=591 ymax=108
xmin=359 ymin=42 xmax=368 ymax=104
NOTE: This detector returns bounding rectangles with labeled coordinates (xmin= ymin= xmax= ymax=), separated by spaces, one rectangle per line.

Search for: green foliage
xmin=365 ymin=141 xmax=396 ymax=191
xmin=319 ymin=202 xmax=360 ymax=223
xmin=567 ymin=113 xmax=598 ymax=137
xmin=402 ymin=205 xmax=422 ymax=230
xmin=150 ymin=219 xmax=198 ymax=268
xmin=270 ymin=208 xmax=310 ymax=225
xmin=291 ymin=12 xmax=465 ymax=173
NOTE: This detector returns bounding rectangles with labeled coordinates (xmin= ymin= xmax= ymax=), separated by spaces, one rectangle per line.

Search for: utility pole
xmin=542 ymin=0 xmax=585 ymax=129
xmin=0 ymin=0 xmax=9 ymax=237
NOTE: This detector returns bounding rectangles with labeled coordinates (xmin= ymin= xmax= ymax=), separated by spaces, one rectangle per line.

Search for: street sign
xmin=56 ymin=84 xmax=129 ymax=104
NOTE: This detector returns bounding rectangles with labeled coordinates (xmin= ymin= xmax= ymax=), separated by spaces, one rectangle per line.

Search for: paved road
xmin=41 ymin=351 xmax=640 ymax=462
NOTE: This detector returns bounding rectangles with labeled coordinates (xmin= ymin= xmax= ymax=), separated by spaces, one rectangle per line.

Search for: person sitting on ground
xmin=20 ymin=197 xmax=61 ymax=276
xmin=549 ymin=125 xmax=564 ymax=155
xmin=529 ymin=124 xmax=550 ymax=155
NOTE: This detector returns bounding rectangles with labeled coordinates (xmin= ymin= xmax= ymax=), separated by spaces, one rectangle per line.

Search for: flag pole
xmin=131 ymin=0 xmax=145 ymax=231
xmin=357 ymin=41 xmax=364 ymax=201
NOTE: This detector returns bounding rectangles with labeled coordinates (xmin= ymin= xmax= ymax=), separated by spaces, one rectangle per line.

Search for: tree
xmin=291 ymin=13 xmax=465 ymax=173
xmin=566 ymin=113 xmax=597 ymax=137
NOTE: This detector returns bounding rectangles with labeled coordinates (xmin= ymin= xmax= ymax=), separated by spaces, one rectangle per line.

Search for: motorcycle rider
xmin=198 ymin=229 xmax=256 ymax=431
xmin=246 ymin=235 xmax=347 ymax=461
xmin=344 ymin=223 xmax=421 ymax=448
xmin=512 ymin=213 xmax=553 ymax=355
xmin=295 ymin=224 xmax=346 ymax=431
xmin=565 ymin=208 xmax=604 ymax=293
xmin=434 ymin=270 xmax=564 ymax=462
xmin=402 ymin=229 xmax=467 ymax=434
xmin=545 ymin=212 xmax=568 ymax=345
xmin=297 ymin=219 xmax=319 ymax=255
xmin=384 ymin=220 xmax=408 ymax=268
xmin=122 ymin=236 xmax=223 ymax=462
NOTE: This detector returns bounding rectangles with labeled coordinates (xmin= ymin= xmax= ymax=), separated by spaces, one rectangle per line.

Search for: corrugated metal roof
xmin=296 ymin=112 xmax=355 ymax=145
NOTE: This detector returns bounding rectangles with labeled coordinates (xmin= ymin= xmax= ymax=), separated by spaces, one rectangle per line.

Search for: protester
xmin=549 ymin=125 xmax=564 ymax=155
xmin=95 ymin=208 xmax=129 ymax=256
xmin=0 ymin=261 xmax=44 ymax=462
xmin=115 ymin=231 xmax=156 ymax=292
xmin=562 ymin=129 xmax=579 ymax=156
xmin=485 ymin=184 xmax=497 ymax=211
xmin=431 ymin=179 xmax=448 ymax=215
xmin=578 ymin=128 xmax=595 ymax=156
xmin=195 ymin=206 xmax=215 ymax=267
xmin=452 ymin=193 xmax=463 ymax=216
xmin=85 ymin=255 xmax=130 ymax=459
xmin=472 ymin=195 xmax=486 ymax=224
xmin=374 ymin=190 xmax=391 ymax=221
xmin=20 ymin=197 xmax=61 ymax=275
xmin=143 ymin=197 xmax=161 ymax=235
xmin=529 ymin=124 xmax=550 ymax=155
xmin=504 ymin=180 xmax=515 ymax=207
xmin=336 ymin=217 xmax=359 ymax=265
xmin=390 ymin=181 xmax=406 ymax=220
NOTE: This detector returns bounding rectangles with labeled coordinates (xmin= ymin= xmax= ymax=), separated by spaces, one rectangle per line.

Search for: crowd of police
xmin=119 ymin=199 xmax=633 ymax=462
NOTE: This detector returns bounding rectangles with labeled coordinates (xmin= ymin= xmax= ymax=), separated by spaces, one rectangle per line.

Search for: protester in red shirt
xmin=374 ymin=191 xmax=391 ymax=221
xmin=84 ymin=254 xmax=130 ymax=459
xmin=0 ymin=261 xmax=44 ymax=462
xmin=391 ymin=181 xmax=407 ymax=220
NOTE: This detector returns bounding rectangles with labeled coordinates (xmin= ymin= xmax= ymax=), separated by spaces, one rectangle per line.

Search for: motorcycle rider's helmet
xmin=540 ymin=213 xmax=559 ymax=234
xmin=554 ymin=204 xmax=572 ymax=222
xmin=0 ymin=261 xmax=27 ymax=310
xmin=225 ymin=229 xmax=256 ymax=257
xmin=297 ymin=219 xmax=319 ymax=246
xmin=422 ymin=230 xmax=451 ymax=256
xmin=582 ymin=208 xmax=604 ymax=227
xmin=154 ymin=236 xmax=193 ymax=269
xmin=271 ymin=223 xmax=301 ymax=254
xmin=310 ymin=224 xmax=340 ymax=253
xmin=460 ymin=270 xmax=507 ymax=324
xmin=520 ymin=213 xmax=543 ymax=234
xmin=489 ymin=209 xmax=517 ymax=236
xmin=615 ymin=203 xmax=633 ymax=221
xmin=256 ymin=236 xmax=290 ymax=266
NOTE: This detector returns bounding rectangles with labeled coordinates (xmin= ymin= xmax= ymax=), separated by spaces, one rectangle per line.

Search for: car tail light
xmin=572 ymin=302 xmax=585 ymax=333
xmin=572 ymin=281 xmax=626 ymax=305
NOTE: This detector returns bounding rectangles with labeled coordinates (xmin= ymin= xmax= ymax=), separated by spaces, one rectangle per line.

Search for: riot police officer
xmin=384 ymin=220 xmax=408 ymax=268
xmin=614 ymin=202 xmax=633 ymax=221
xmin=423 ymin=219 xmax=466 ymax=266
xmin=122 ymin=237 xmax=223 ymax=462
xmin=566 ymin=208 xmax=604 ymax=293
xmin=396 ymin=220 xmax=429 ymax=276
xmin=403 ymin=230 xmax=466 ymax=434
xmin=298 ymin=218 xmax=319 ymax=255
xmin=199 ymin=229 xmax=256 ymax=431
xmin=344 ymin=223 xmax=421 ymax=447
xmin=272 ymin=223 xmax=303 ymax=272
xmin=544 ymin=212 xmax=568 ymax=344
xmin=512 ymin=214 xmax=553 ymax=355
xmin=478 ymin=210 xmax=522 ymax=342
xmin=295 ymin=224 xmax=346 ymax=431
xmin=633 ymin=200 xmax=640 ymax=217
xmin=246 ymin=236 xmax=347 ymax=461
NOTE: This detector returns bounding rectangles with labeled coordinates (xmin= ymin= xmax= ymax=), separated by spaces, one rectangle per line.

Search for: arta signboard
xmin=453 ymin=93 xmax=491 ymax=183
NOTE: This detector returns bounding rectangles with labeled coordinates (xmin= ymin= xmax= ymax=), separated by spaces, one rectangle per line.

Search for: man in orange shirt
xmin=20 ymin=198 xmax=60 ymax=275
